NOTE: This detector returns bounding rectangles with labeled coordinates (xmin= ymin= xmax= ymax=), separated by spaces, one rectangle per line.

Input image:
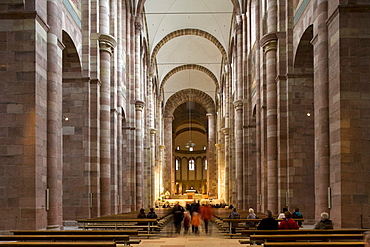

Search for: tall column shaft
xmin=312 ymin=0 xmax=330 ymax=218
xmin=150 ymin=129 xmax=157 ymax=207
xmin=216 ymin=144 xmax=224 ymax=199
xmin=222 ymin=128 xmax=230 ymax=204
xmin=134 ymin=22 xmax=144 ymax=209
xmin=46 ymin=0 xmax=63 ymax=229
xmin=263 ymin=0 xmax=278 ymax=214
xmin=135 ymin=101 xmax=145 ymax=208
xmin=164 ymin=116 xmax=174 ymax=194
xmin=98 ymin=33 xmax=116 ymax=216
xmin=206 ymin=113 xmax=216 ymax=196
xmin=234 ymin=100 xmax=244 ymax=209
xmin=264 ymin=40 xmax=278 ymax=213
xmin=234 ymin=15 xmax=244 ymax=209
xmin=99 ymin=48 xmax=111 ymax=216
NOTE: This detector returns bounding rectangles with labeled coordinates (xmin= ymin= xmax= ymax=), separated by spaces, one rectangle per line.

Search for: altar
xmin=185 ymin=189 xmax=197 ymax=199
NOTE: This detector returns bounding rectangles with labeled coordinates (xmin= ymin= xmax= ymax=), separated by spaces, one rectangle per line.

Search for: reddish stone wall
xmin=328 ymin=4 xmax=370 ymax=228
xmin=0 ymin=15 xmax=48 ymax=230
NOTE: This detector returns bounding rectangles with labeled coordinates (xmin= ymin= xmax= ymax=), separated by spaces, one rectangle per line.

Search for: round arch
xmin=160 ymin=64 xmax=219 ymax=92
xmin=164 ymin=89 xmax=216 ymax=116
xmin=150 ymin=28 xmax=228 ymax=66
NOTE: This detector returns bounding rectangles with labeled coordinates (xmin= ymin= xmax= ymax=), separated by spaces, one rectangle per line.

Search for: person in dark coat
xmin=292 ymin=208 xmax=303 ymax=227
xmin=172 ymin=201 xmax=185 ymax=234
xmin=147 ymin=207 xmax=158 ymax=225
xmin=257 ymin=210 xmax=278 ymax=230
xmin=228 ymin=208 xmax=241 ymax=234
xmin=136 ymin=208 xmax=147 ymax=228
xmin=137 ymin=208 xmax=146 ymax=218
xmin=147 ymin=208 xmax=158 ymax=219
xmin=314 ymin=212 xmax=334 ymax=229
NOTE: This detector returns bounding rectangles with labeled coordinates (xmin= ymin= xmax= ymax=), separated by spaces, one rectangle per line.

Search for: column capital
xmin=135 ymin=22 xmax=142 ymax=33
xmin=221 ymin=127 xmax=230 ymax=135
xmin=164 ymin=115 xmax=174 ymax=120
xmin=135 ymin=100 xmax=145 ymax=111
xmin=206 ymin=113 xmax=214 ymax=118
xmin=215 ymin=143 xmax=223 ymax=149
xmin=260 ymin=32 xmax=278 ymax=53
xmin=235 ymin=14 xmax=243 ymax=32
xmin=150 ymin=129 xmax=157 ymax=135
xmin=159 ymin=145 xmax=165 ymax=150
xmin=99 ymin=33 xmax=117 ymax=55
xmin=263 ymin=40 xmax=277 ymax=53
xmin=233 ymin=100 xmax=243 ymax=110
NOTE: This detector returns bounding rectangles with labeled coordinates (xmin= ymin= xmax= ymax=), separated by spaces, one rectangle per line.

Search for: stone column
xmin=216 ymin=143 xmax=225 ymax=199
xmin=158 ymin=145 xmax=165 ymax=198
xmin=46 ymin=0 xmax=64 ymax=229
xmin=222 ymin=128 xmax=230 ymax=204
xmin=261 ymin=0 xmax=278 ymax=214
xmin=263 ymin=38 xmax=278 ymax=214
xmin=235 ymin=14 xmax=244 ymax=209
xmin=312 ymin=0 xmax=330 ymax=217
xmin=206 ymin=113 xmax=216 ymax=196
xmin=234 ymin=100 xmax=244 ymax=209
xmin=134 ymin=22 xmax=144 ymax=209
xmin=135 ymin=100 xmax=145 ymax=208
xmin=163 ymin=116 xmax=174 ymax=195
xmin=99 ymin=33 xmax=116 ymax=216
xmin=150 ymin=129 xmax=157 ymax=206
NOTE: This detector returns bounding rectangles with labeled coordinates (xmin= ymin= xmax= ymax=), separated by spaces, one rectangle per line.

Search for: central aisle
xmin=136 ymin=219 xmax=244 ymax=247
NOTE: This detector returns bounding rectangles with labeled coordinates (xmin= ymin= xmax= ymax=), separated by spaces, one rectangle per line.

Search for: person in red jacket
xmin=200 ymin=202 xmax=213 ymax=234
xmin=278 ymin=211 xmax=299 ymax=229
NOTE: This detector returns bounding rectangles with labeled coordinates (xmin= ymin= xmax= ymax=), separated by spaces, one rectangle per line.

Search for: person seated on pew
xmin=137 ymin=208 xmax=147 ymax=218
xmin=228 ymin=208 xmax=241 ymax=234
xmin=313 ymin=212 xmax=334 ymax=229
xmin=278 ymin=207 xmax=289 ymax=219
xmin=292 ymin=208 xmax=304 ymax=227
xmin=246 ymin=208 xmax=257 ymax=227
xmin=257 ymin=210 xmax=278 ymax=230
xmin=147 ymin=208 xmax=158 ymax=225
xmin=364 ymin=231 xmax=370 ymax=247
xmin=136 ymin=208 xmax=147 ymax=228
xmin=147 ymin=208 xmax=158 ymax=219
xmin=278 ymin=211 xmax=299 ymax=229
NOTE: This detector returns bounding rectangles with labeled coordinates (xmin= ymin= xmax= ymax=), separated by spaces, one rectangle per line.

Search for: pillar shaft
xmin=99 ymin=47 xmax=111 ymax=216
xmin=46 ymin=0 xmax=63 ymax=229
xmin=98 ymin=18 xmax=116 ymax=216
xmin=235 ymin=15 xmax=244 ymax=209
xmin=265 ymin=40 xmax=278 ymax=214
xmin=313 ymin=0 xmax=330 ymax=217
xmin=164 ymin=116 xmax=174 ymax=194
xmin=206 ymin=113 xmax=216 ymax=196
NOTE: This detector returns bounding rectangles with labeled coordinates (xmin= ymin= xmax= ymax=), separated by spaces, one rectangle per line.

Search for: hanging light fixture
xmin=185 ymin=101 xmax=195 ymax=151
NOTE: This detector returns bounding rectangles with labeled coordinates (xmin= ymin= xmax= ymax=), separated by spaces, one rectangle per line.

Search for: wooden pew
xmin=249 ymin=233 xmax=364 ymax=244
xmin=240 ymin=229 xmax=369 ymax=237
xmin=0 ymin=242 xmax=116 ymax=247
xmin=0 ymin=234 xmax=132 ymax=242
xmin=263 ymin=242 xmax=365 ymax=247
xmin=11 ymin=230 xmax=139 ymax=236
xmin=223 ymin=218 xmax=305 ymax=235
xmin=76 ymin=218 xmax=158 ymax=234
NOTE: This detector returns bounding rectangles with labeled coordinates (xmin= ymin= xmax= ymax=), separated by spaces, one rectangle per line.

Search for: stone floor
xmin=134 ymin=220 xmax=245 ymax=247
xmin=133 ymin=220 xmax=315 ymax=247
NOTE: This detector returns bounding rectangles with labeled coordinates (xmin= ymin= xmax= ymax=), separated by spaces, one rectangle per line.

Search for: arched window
xmin=189 ymin=159 xmax=195 ymax=171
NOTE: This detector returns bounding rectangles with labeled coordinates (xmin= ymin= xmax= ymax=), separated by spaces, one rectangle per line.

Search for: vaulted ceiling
xmin=142 ymin=0 xmax=236 ymax=151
